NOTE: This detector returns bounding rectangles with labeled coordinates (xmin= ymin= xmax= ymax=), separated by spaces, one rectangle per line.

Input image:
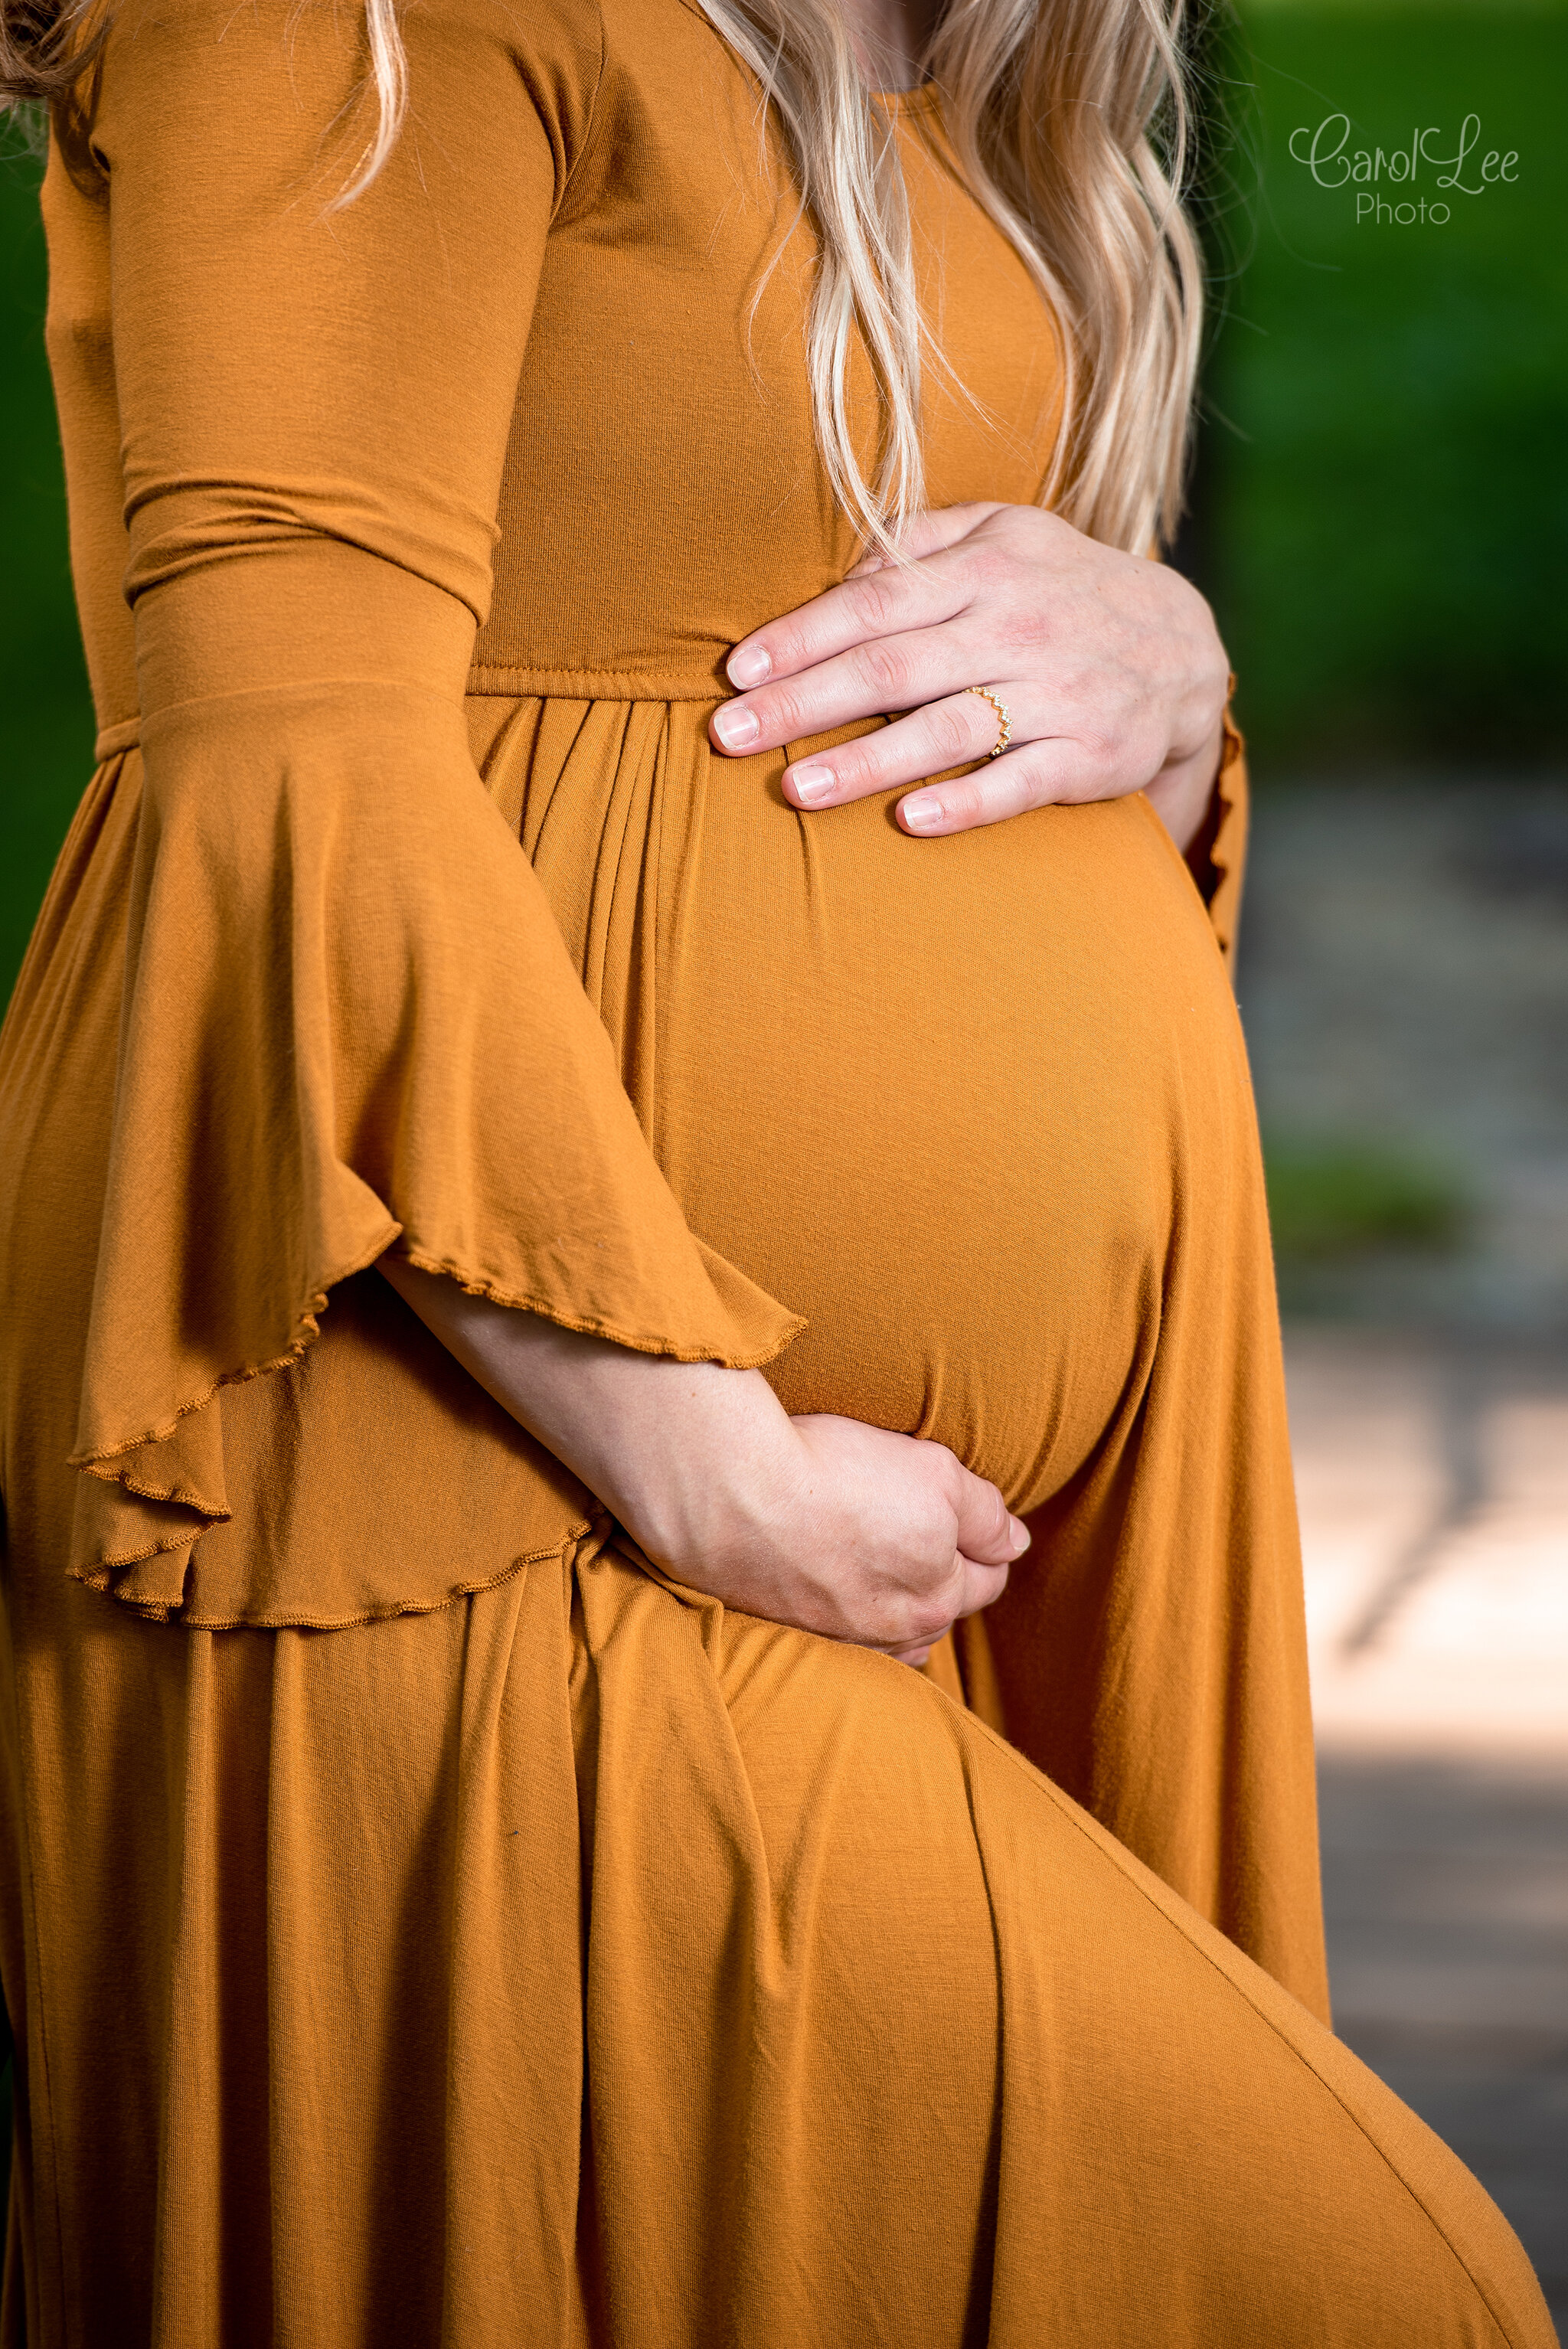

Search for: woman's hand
xmin=645 ymin=1400 xmax=1025 ymax=1665
xmin=379 ymin=1259 xmax=1027 ymax=1665
xmin=708 ymin=501 xmax=1230 ymax=855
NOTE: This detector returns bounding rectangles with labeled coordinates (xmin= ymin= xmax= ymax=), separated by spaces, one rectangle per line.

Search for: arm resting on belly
xmin=378 ymin=1257 xmax=1027 ymax=1664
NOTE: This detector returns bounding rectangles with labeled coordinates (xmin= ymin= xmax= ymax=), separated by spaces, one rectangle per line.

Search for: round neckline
xmin=871 ymin=80 xmax=942 ymax=115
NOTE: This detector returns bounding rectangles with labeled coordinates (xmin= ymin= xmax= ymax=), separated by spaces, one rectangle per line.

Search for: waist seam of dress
xmin=92 ymin=673 xmax=737 ymax=760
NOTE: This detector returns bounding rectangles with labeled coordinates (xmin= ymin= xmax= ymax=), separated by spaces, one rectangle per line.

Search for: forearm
xmin=377 ymin=1253 xmax=796 ymax=1557
xmin=377 ymin=1253 xmax=1021 ymax=1659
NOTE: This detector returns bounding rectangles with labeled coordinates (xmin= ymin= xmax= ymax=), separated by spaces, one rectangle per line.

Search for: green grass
xmin=1263 ymin=1139 xmax=1470 ymax=1259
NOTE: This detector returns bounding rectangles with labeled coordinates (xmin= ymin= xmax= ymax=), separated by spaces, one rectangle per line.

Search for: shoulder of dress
xmin=104 ymin=0 xmax=606 ymax=90
xmin=595 ymin=0 xmax=742 ymax=91
xmin=99 ymin=0 xmax=609 ymax=176
xmin=479 ymin=0 xmax=606 ymax=79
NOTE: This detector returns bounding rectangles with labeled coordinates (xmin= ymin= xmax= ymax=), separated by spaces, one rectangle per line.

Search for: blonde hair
xmin=4 ymin=0 xmax=1204 ymax=555
xmin=696 ymin=0 xmax=1204 ymax=555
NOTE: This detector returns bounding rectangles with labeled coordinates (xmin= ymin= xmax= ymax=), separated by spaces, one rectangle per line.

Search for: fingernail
xmin=1008 ymin=1517 xmax=1030 ymax=1555
xmin=727 ymin=645 xmax=771 ymax=688
xmin=713 ymin=702 xmax=760 ymax=750
xmin=790 ymin=763 xmax=835 ymax=805
xmin=902 ymin=792 xmax=942 ymax=832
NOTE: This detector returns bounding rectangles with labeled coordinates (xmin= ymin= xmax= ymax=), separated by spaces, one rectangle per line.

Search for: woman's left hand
xmin=708 ymin=501 xmax=1231 ymax=855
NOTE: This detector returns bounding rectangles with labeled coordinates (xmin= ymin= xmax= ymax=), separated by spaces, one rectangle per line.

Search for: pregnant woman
xmin=0 ymin=0 xmax=1553 ymax=2339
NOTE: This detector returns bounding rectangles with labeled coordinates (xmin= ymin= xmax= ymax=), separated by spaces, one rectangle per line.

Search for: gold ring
xmin=965 ymin=685 xmax=1011 ymax=758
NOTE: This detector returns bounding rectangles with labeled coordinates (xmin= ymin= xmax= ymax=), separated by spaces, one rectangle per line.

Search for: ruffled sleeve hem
xmin=69 ymin=1512 xmax=608 ymax=1633
xmin=64 ymin=678 xmax=804 ymax=1619
xmin=387 ymin=1237 xmax=805 ymax=1369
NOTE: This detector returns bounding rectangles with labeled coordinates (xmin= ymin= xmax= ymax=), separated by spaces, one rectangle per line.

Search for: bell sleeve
xmin=66 ymin=0 xmax=804 ymax=1606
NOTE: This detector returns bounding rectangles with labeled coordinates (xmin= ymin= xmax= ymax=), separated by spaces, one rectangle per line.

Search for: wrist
xmin=377 ymin=1254 xmax=802 ymax=1561
xmin=604 ymin=1359 xmax=804 ymax=1570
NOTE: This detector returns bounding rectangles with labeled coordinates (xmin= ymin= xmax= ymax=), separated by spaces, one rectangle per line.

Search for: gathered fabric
xmin=0 ymin=0 xmax=1553 ymax=2340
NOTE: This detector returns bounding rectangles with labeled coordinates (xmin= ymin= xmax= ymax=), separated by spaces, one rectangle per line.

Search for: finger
xmin=950 ymin=1465 xmax=1029 ymax=1570
xmin=884 ymin=1544 xmax=1014 ymax=1659
xmin=952 ymin=1553 xmax=1013 ymax=1619
xmin=845 ymin=501 xmax=1005 ymax=577
xmin=877 ymin=1570 xmax=996 ymax=1661
xmin=720 ymin=532 xmax=989 ymax=698
xmin=713 ymin=621 xmax=989 ymax=758
xmin=782 ymin=688 xmax=1025 ymax=809
xmin=895 ymin=737 xmax=1130 ymax=837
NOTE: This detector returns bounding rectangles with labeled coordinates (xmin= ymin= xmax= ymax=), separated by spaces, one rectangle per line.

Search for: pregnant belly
xmin=499 ymin=701 xmax=1258 ymax=1516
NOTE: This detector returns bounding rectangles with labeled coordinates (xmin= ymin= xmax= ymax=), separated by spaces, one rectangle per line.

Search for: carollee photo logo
xmin=1289 ymin=113 xmax=1519 ymax=225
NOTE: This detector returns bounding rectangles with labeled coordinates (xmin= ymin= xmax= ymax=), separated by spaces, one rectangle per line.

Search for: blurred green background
xmin=1198 ymin=0 xmax=1566 ymax=774
xmin=2 ymin=120 xmax=93 ymax=1005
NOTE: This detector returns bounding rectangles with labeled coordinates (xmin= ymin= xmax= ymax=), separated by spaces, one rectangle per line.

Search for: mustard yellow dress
xmin=0 ymin=0 xmax=1553 ymax=2341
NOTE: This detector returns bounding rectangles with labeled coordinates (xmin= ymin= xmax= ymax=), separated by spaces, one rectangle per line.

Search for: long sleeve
xmin=64 ymin=0 xmax=803 ymax=1611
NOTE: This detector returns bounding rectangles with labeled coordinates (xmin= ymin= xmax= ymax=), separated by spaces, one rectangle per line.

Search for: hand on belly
xmin=708 ymin=500 xmax=1230 ymax=852
xmin=377 ymin=1261 xmax=1030 ymax=1665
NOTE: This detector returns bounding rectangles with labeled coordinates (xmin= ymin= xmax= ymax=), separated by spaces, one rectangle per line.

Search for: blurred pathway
xmin=1292 ymin=1329 xmax=1568 ymax=1755
xmin=1241 ymin=781 xmax=1568 ymax=1334
xmin=1288 ymin=1330 xmax=1568 ymax=2327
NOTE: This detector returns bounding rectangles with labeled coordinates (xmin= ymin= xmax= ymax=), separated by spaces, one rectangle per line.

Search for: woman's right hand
xmin=378 ymin=1257 xmax=1026 ymax=1663
xmin=647 ymin=1405 xmax=1027 ymax=1665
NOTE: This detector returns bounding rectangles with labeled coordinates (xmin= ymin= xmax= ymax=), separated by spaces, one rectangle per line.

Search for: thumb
xmin=848 ymin=501 xmax=998 ymax=576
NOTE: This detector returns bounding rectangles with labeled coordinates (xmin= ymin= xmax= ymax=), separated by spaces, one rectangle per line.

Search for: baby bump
xmin=498 ymin=701 xmax=1259 ymax=1514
